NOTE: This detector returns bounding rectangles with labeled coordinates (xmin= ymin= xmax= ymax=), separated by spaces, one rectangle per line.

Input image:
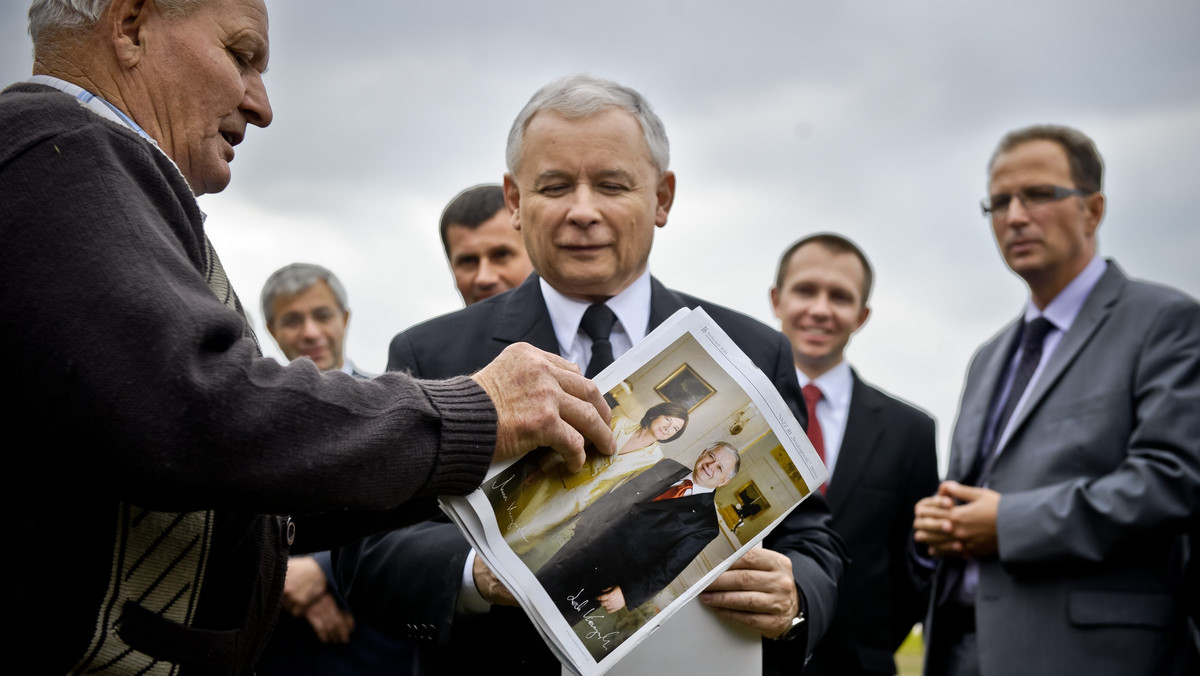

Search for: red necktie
xmin=653 ymin=479 xmax=693 ymax=502
xmin=802 ymin=383 xmax=827 ymax=494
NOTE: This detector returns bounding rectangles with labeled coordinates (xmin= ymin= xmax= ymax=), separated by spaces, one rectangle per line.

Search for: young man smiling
xmin=771 ymin=233 xmax=938 ymax=676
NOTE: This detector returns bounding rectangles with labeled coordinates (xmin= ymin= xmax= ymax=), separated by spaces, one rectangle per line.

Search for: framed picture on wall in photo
xmin=654 ymin=363 xmax=715 ymax=412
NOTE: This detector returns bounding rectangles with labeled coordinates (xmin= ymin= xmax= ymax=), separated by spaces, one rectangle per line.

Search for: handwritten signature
xmin=567 ymin=590 xmax=619 ymax=652
xmin=491 ymin=475 xmax=532 ymax=544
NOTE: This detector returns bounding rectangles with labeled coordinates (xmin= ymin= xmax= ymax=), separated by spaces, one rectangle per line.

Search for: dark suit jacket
xmin=335 ymin=273 xmax=847 ymax=675
xmin=258 ymin=363 xmax=416 ymax=676
xmin=925 ymin=262 xmax=1200 ymax=676
xmin=537 ymin=459 xmax=719 ymax=624
xmin=798 ymin=372 xmax=938 ymax=676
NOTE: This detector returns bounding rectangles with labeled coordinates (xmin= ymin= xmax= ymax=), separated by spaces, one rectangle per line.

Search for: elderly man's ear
xmin=109 ymin=0 xmax=154 ymax=67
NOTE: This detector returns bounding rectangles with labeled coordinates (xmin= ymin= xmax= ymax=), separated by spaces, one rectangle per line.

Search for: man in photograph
xmin=537 ymin=442 xmax=740 ymax=627
xmin=335 ymin=74 xmax=846 ymax=674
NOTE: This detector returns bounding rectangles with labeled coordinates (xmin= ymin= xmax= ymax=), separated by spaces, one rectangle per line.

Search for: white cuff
xmin=455 ymin=549 xmax=492 ymax=616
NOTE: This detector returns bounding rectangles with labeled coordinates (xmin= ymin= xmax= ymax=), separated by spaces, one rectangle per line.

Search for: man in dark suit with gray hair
xmin=336 ymin=73 xmax=847 ymax=675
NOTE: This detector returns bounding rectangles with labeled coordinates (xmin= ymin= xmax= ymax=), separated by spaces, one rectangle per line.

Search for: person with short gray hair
xmin=1 ymin=2 xmax=613 ymax=673
xmin=505 ymin=73 xmax=670 ymax=175
xmin=261 ymin=263 xmax=349 ymax=326
xmin=260 ymin=262 xmax=365 ymax=375
xmin=337 ymin=73 xmax=845 ymax=676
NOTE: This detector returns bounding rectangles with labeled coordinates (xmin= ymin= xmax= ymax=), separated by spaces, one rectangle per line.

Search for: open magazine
xmin=441 ymin=307 xmax=827 ymax=676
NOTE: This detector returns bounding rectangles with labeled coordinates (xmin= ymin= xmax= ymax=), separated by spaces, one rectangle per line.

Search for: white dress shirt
xmin=540 ymin=269 xmax=652 ymax=370
xmin=459 ymin=269 xmax=656 ymax=613
xmin=959 ymin=254 xmax=1107 ymax=602
xmin=984 ymin=254 xmax=1108 ymax=466
xmin=795 ymin=359 xmax=854 ymax=484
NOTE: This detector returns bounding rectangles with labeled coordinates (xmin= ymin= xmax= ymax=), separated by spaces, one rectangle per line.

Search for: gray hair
xmin=260 ymin=263 xmax=349 ymax=326
xmin=505 ymin=74 xmax=670 ymax=175
xmin=28 ymin=0 xmax=201 ymax=46
xmin=704 ymin=441 xmax=741 ymax=478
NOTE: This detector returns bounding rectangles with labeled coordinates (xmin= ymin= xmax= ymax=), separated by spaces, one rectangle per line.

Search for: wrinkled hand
xmin=700 ymin=546 xmax=798 ymax=638
xmin=472 ymin=554 xmax=517 ymax=607
xmin=304 ymin=593 xmax=355 ymax=644
xmin=282 ymin=556 xmax=328 ymax=616
xmin=597 ymin=586 xmax=626 ymax=613
xmin=472 ymin=343 xmax=613 ymax=472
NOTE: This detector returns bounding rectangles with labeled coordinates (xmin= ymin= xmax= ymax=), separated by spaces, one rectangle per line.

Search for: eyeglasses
xmin=981 ymin=184 xmax=1091 ymax=217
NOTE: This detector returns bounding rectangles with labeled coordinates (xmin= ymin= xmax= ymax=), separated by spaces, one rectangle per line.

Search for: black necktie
xmin=580 ymin=303 xmax=618 ymax=378
xmin=967 ymin=316 xmax=1055 ymax=485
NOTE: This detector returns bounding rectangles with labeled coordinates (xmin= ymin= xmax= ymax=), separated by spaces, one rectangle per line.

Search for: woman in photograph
xmin=503 ymin=402 xmax=690 ymax=553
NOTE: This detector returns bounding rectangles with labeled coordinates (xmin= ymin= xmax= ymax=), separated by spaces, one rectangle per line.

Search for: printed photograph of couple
xmin=481 ymin=333 xmax=813 ymax=661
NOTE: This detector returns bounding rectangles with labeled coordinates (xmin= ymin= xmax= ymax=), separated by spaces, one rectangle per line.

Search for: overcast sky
xmin=3 ymin=0 xmax=1197 ymax=470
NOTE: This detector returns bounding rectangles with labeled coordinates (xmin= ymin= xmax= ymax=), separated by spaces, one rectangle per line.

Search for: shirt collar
xmin=539 ymin=269 xmax=652 ymax=353
xmin=1023 ymin=255 xmax=1107 ymax=331
xmin=795 ymin=359 xmax=853 ymax=411
xmin=29 ymin=75 xmax=157 ymax=146
xmin=684 ymin=475 xmax=716 ymax=496
xmin=28 ymin=74 xmax=201 ymax=219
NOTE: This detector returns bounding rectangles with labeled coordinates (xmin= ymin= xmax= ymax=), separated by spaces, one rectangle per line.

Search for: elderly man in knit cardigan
xmin=0 ymin=1 xmax=611 ymax=673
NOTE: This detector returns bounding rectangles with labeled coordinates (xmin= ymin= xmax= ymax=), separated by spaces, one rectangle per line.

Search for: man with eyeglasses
xmin=912 ymin=125 xmax=1200 ymax=676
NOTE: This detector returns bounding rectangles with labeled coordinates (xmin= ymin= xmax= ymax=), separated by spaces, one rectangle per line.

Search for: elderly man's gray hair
xmin=260 ymin=263 xmax=349 ymax=326
xmin=28 ymin=0 xmax=201 ymax=45
xmin=505 ymin=74 xmax=670 ymax=175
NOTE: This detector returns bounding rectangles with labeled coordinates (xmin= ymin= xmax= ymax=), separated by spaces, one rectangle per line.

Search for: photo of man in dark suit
xmin=537 ymin=442 xmax=740 ymax=631
xmin=334 ymin=74 xmax=846 ymax=675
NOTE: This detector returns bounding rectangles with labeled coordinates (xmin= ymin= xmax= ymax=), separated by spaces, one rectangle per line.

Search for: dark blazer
xmin=257 ymin=364 xmax=416 ymax=676
xmin=925 ymin=262 xmax=1200 ymax=676
xmin=335 ymin=273 xmax=847 ymax=675
xmin=537 ymin=459 xmax=719 ymax=625
xmin=797 ymin=372 xmax=938 ymax=676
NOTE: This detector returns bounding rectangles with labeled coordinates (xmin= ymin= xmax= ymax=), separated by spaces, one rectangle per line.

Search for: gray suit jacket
xmin=928 ymin=261 xmax=1200 ymax=676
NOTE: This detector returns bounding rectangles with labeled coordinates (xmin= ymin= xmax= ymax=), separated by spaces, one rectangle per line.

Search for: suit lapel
xmin=950 ymin=319 xmax=1022 ymax=481
xmin=492 ymin=273 xmax=560 ymax=353
xmin=497 ymin=274 xmax=682 ymax=355
xmin=648 ymin=276 xmax=687 ymax=330
xmin=996 ymin=263 xmax=1125 ymax=456
xmin=826 ymin=371 xmax=882 ymax=510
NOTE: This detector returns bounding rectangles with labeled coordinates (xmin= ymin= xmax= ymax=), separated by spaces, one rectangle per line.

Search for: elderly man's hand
xmin=472 ymin=343 xmax=613 ymax=472
xmin=472 ymin=554 xmax=518 ymax=607
xmin=282 ymin=556 xmax=329 ymax=616
xmin=699 ymin=546 xmax=799 ymax=639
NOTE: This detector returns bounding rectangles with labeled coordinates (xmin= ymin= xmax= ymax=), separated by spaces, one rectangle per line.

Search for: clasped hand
xmin=912 ymin=481 xmax=1001 ymax=559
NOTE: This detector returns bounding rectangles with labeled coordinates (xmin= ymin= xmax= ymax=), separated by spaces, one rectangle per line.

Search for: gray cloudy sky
xmin=3 ymin=0 xmax=1198 ymax=469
